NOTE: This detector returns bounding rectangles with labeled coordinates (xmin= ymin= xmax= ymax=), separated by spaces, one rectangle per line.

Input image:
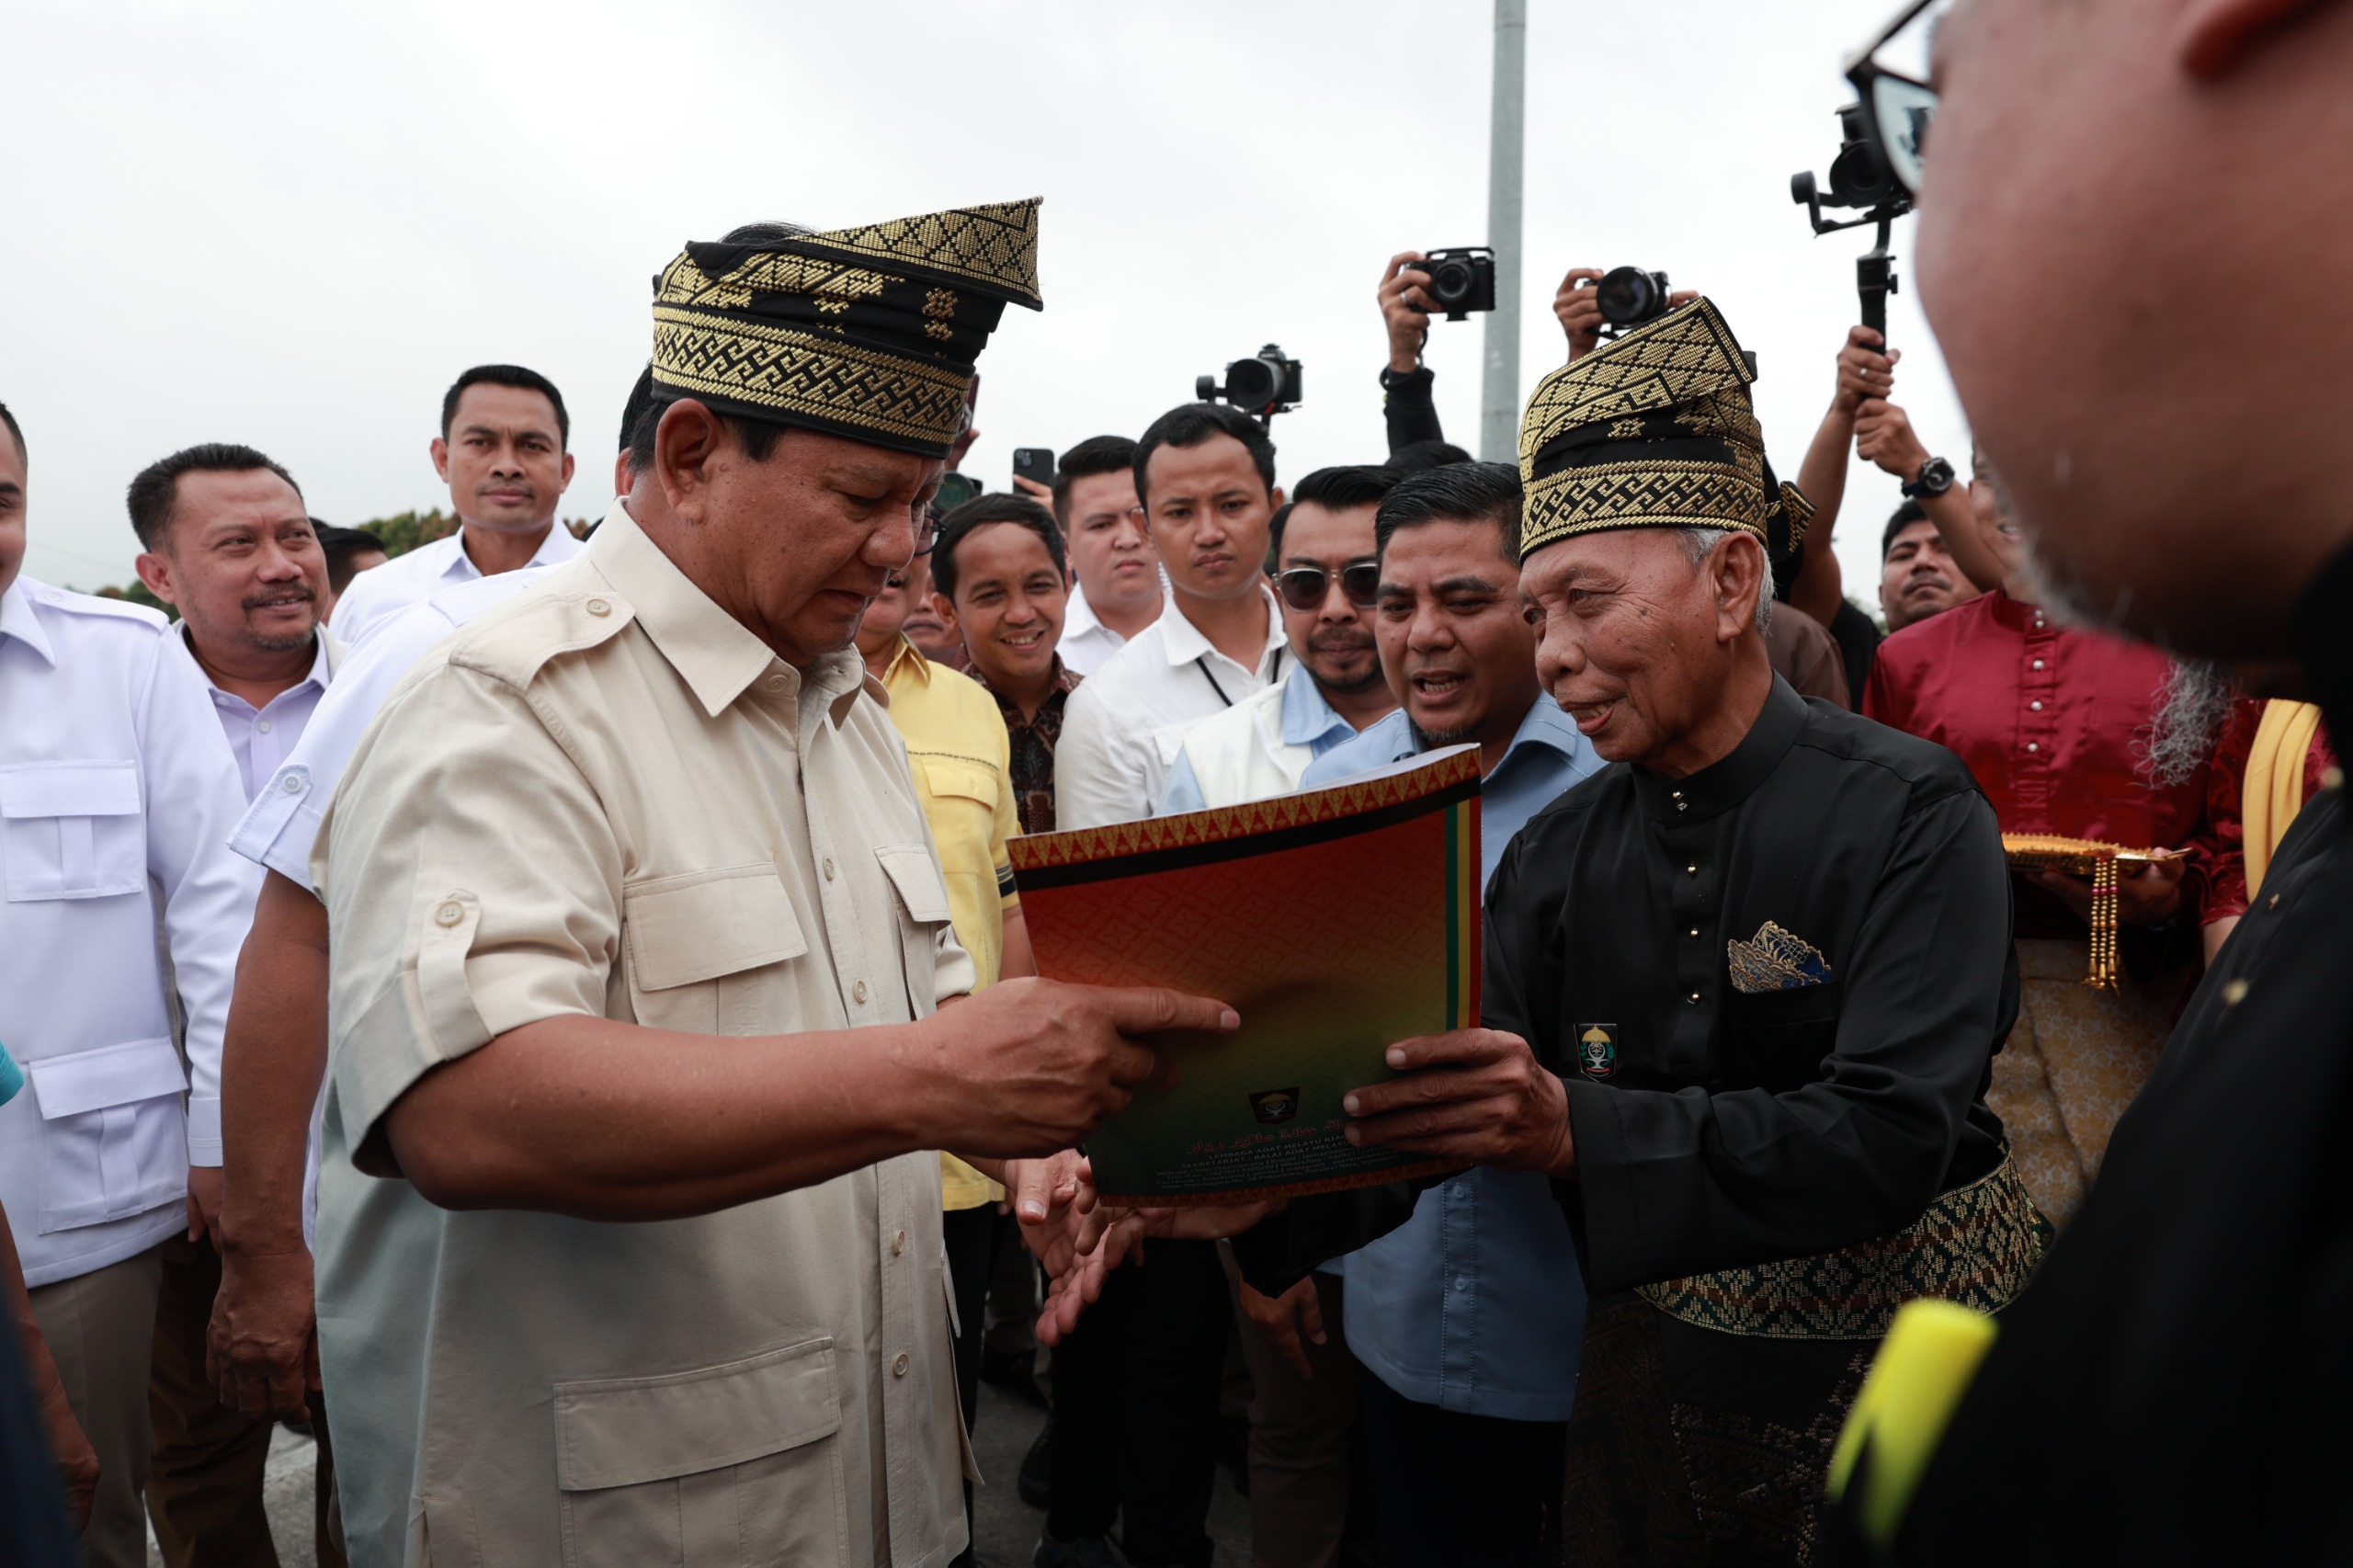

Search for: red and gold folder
xmin=1008 ymin=746 xmax=1483 ymax=1204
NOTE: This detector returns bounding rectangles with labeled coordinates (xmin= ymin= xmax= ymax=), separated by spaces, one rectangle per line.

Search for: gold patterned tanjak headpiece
xmin=1516 ymin=297 xmax=1813 ymax=562
xmin=650 ymin=198 xmax=1043 ymax=460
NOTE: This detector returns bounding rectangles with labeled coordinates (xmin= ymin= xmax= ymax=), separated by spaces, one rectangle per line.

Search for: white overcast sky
xmin=2 ymin=0 xmax=1963 ymax=606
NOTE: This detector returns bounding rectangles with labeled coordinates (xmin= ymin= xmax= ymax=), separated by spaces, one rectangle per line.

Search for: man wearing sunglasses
xmin=1824 ymin=0 xmax=2353 ymax=1562
xmin=1156 ymin=465 xmax=1398 ymax=815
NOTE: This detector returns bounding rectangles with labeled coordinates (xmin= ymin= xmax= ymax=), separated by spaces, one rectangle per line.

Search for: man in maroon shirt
xmin=1865 ymin=457 xmax=2220 ymax=1227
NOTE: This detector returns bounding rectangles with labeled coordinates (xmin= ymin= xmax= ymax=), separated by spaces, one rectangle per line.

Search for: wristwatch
xmin=1903 ymin=456 xmax=1956 ymax=499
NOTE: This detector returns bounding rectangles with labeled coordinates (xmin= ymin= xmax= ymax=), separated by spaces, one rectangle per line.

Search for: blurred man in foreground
xmin=1875 ymin=0 xmax=2353 ymax=1559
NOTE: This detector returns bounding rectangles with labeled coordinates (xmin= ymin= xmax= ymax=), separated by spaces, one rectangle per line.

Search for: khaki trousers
xmin=1222 ymin=1260 xmax=1378 ymax=1568
xmin=147 ymin=1231 xmax=278 ymax=1567
xmin=28 ymin=1241 xmax=165 ymax=1568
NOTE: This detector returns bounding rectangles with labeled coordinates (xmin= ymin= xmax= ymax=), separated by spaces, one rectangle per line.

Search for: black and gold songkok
xmin=1516 ymin=296 xmax=1813 ymax=562
xmin=649 ymin=198 xmax=1043 ymax=460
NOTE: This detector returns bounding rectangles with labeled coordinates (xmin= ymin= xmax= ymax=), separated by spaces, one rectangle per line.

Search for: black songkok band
xmin=650 ymin=198 xmax=1043 ymax=460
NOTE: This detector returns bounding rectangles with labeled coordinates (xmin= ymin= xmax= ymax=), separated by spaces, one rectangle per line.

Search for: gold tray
xmin=1999 ymin=835 xmax=2178 ymax=989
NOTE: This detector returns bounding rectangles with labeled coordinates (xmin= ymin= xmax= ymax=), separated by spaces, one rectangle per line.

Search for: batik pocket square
xmin=1725 ymin=920 xmax=1836 ymax=994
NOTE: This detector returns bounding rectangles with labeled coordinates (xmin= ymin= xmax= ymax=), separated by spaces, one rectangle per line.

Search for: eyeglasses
xmin=1276 ymin=562 xmax=1380 ymax=613
xmin=1846 ymin=0 xmax=1950 ymax=199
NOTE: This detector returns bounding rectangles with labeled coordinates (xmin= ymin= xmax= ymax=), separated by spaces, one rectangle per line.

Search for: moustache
xmin=1307 ymin=630 xmax=1375 ymax=655
xmin=243 ymin=586 xmax=315 ymax=611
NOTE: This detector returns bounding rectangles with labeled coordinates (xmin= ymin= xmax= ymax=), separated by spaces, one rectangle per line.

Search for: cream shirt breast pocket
xmin=554 ymin=1337 xmax=847 ymax=1568
xmin=26 ymin=1039 xmax=189 ymax=1233
xmin=621 ymin=865 xmax=809 ymax=1037
xmin=1 ymin=760 xmax=145 ymax=902
xmin=876 ymin=845 xmax=956 ymax=1016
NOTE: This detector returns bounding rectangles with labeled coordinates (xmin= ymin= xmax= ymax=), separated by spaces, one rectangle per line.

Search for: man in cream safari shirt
xmin=311 ymin=205 xmax=1233 ymax=1568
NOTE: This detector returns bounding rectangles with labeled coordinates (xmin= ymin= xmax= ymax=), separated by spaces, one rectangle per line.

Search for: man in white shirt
xmin=1158 ymin=465 xmax=1397 ymax=814
xmin=326 ymin=364 xmax=583 ymax=645
xmin=125 ymin=441 xmax=343 ymax=1564
xmin=1053 ymin=405 xmax=1290 ymax=830
xmin=1040 ymin=435 xmax=1162 ymax=676
xmin=0 ymin=403 xmax=260 ymax=1568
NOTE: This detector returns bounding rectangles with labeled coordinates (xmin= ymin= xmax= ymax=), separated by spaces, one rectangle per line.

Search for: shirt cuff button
xmin=435 ymin=901 xmax=464 ymax=927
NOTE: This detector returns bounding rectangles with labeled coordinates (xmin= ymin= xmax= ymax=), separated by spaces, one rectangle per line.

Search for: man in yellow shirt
xmin=858 ymin=528 xmax=1032 ymax=1565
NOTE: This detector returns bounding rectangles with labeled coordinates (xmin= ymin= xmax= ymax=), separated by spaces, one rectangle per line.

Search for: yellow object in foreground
xmin=1827 ymin=1298 xmax=2000 ymax=1546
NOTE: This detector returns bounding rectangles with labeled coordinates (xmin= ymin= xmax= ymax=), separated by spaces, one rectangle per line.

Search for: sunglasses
xmin=1277 ymin=562 xmax=1380 ymax=613
xmin=1846 ymin=0 xmax=1948 ymax=200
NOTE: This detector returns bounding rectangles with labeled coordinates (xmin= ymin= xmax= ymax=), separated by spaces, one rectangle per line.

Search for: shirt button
xmin=2269 ymin=893 xmax=2281 ymax=910
xmin=2025 ymin=742 xmax=2039 ymax=753
xmin=1688 ymin=928 xmax=1699 ymax=938
xmin=892 ymin=1229 xmax=907 ymax=1256
xmin=2222 ymin=978 xmax=2250 ymax=1006
xmin=256 ymin=718 xmax=273 ymax=733
xmin=1452 ymin=1276 xmax=1469 ymax=1292
xmin=853 ymin=980 xmax=870 ymax=1004
xmin=434 ymin=901 xmax=464 ymax=927
xmin=1449 ymin=1184 xmax=1467 ymax=1199
xmin=280 ymin=774 xmax=304 ymax=795
xmin=2326 ymin=767 xmax=2346 ymax=792
xmin=2029 ymin=700 xmax=2042 ymax=712
xmin=892 ymin=1352 xmax=910 ymax=1378
xmin=823 ymin=858 xmax=836 ymax=881
xmin=1686 ymin=864 xmax=1698 ymax=876
xmin=585 ymin=597 xmax=612 ymax=617
xmin=766 ymin=674 xmax=788 ymax=692
xmin=1688 ymin=991 xmax=1701 ymax=1004
xmin=2031 ymin=659 xmax=2045 ymax=671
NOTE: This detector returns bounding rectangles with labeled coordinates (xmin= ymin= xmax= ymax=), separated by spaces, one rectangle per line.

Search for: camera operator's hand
xmin=1554 ymin=269 xmax=1702 ymax=363
xmin=1380 ymin=252 xmax=1435 ymax=373
xmin=1855 ymin=398 xmax=1932 ymax=480
xmin=1836 ymin=326 xmax=1901 ymax=417
xmin=1553 ymin=267 xmax=1606 ymax=360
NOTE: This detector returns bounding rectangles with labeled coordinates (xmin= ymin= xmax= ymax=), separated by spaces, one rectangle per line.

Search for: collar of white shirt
xmin=438 ymin=518 xmax=587 ymax=584
xmin=180 ymin=622 xmax=338 ymax=710
xmin=1153 ymin=584 xmax=1284 ymax=680
xmin=0 ymin=580 xmax=58 ymax=665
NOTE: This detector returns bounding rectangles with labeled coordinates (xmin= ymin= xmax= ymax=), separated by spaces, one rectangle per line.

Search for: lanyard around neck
xmin=1196 ymin=645 xmax=1281 ymax=709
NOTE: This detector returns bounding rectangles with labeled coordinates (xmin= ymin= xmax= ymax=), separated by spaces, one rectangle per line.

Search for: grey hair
xmin=2143 ymin=659 xmax=2235 ymax=789
xmin=1677 ymin=527 xmax=1772 ymax=633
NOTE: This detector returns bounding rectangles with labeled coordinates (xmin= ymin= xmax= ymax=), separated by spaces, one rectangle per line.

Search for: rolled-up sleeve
xmin=316 ymin=661 xmax=622 ymax=1152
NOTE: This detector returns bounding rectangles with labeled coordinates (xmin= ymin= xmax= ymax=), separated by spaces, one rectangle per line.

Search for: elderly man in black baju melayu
xmin=1225 ymin=300 xmax=2044 ymax=1567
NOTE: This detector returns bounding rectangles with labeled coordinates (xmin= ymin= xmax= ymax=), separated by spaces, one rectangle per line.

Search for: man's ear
xmin=655 ymin=400 xmax=724 ymax=524
xmin=1716 ymin=533 xmax=1768 ymax=644
xmin=132 ymin=550 xmax=179 ymax=608
xmin=931 ymin=592 xmax=960 ymax=640
xmin=558 ymin=449 xmax=576 ymax=494
xmin=2177 ymin=0 xmax=2330 ymax=77
xmin=428 ymin=437 xmax=451 ymax=485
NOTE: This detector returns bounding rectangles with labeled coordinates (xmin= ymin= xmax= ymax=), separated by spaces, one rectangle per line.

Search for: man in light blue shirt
xmin=1297 ymin=461 xmax=1601 ymax=1567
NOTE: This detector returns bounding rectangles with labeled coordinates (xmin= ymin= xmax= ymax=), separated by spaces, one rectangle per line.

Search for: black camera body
xmin=1420 ymin=246 xmax=1496 ymax=321
xmin=1791 ymin=101 xmax=1917 ymax=339
xmin=1198 ymin=344 xmax=1303 ymax=423
xmin=1595 ymin=266 xmax=1673 ymax=334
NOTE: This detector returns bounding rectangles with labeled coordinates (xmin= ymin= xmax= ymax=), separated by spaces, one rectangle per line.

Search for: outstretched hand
xmin=1030 ymin=1171 xmax=1279 ymax=1346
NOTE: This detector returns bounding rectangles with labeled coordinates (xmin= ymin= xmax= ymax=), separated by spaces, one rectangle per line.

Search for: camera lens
xmin=1596 ymin=266 xmax=1656 ymax=326
xmin=1226 ymin=358 xmax=1277 ymax=409
xmin=1430 ymin=257 xmax=1472 ymax=305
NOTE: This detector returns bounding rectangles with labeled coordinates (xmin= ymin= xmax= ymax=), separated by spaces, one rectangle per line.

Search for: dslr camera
xmin=1592 ymin=266 xmax=1673 ymax=335
xmin=1791 ymin=104 xmax=1907 ymax=218
xmin=1198 ymin=344 xmax=1303 ymax=424
xmin=1417 ymin=246 xmax=1495 ymax=321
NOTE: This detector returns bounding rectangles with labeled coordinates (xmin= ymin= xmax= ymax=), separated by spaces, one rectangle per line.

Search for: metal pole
xmin=1479 ymin=0 xmax=1528 ymax=463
